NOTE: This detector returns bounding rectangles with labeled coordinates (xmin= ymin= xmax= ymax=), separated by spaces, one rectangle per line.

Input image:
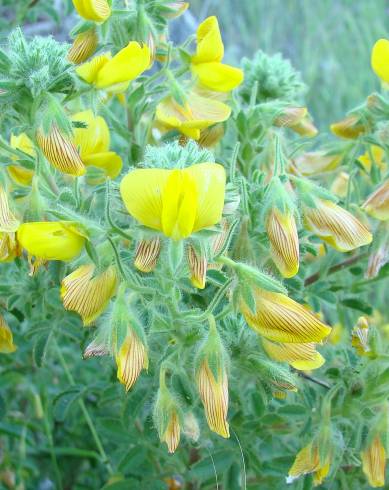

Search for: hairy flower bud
xmin=68 ymin=28 xmax=98 ymax=64
xmin=116 ymin=328 xmax=149 ymax=391
xmin=363 ymin=179 xmax=389 ymax=221
xmin=72 ymin=0 xmax=111 ymax=22
xmin=287 ymin=442 xmax=331 ymax=486
xmin=330 ymin=114 xmax=365 ymax=139
xmin=187 ymin=245 xmax=207 ymax=289
xmin=134 ymin=237 xmax=161 ymax=273
xmin=274 ymin=107 xmax=307 ymax=128
xmin=361 ymin=435 xmax=386 ymax=488
xmin=0 ymin=315 xmax=16 ymax=353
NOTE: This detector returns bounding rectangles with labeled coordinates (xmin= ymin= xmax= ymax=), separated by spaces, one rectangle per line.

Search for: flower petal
xmin=83 ymin=152 xmax=122 ymax=179
xmin=191 ymin=61 xmax=244 ymax=92
xmin=68 ymin=28 xmax=98 ymax=64
xmin=0 ymin=315 xmax=17 ymax=354
xmin=363 ymin=179 xmax=389 ymax=221
xmin=72 ymin=0 xmax=111 ymax=22
xmin=361 ymin=436 xmax=386 ymax=488
xmin=262 ymin=338 xmax=325 ymax=370
xmin=192 ymin=16 xmax=224 ymax=64
xmin=76 ymin=54 xmax=111 ymax=85
xmin=267 ymin=209 xmax=299 ymax=278
xmin=371 ymin=39 xmax=389 ymax=83
xmin=95 ymin=42 xmax=150 ymax=89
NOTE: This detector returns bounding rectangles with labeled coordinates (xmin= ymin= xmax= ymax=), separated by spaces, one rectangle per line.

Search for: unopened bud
xmin=330 ymin=114 xmax=365 ymax=139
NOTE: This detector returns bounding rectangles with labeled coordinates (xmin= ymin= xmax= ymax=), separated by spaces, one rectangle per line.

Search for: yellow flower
xmin=359 ymin=145 xmax=386 ymax=173
xmin=68 ymin=28 xmax=98 ymax=64
xmin=0 ymin=187 xmax=20 ymax=233
xmin=191 ymin=16 xmax=243 ymax=92
xmin=371 ymin=39 xmax=389 ymax=84
xmin=240 ymin=287 xmax=331 ymax=343
xmin=120 ymin=163 xmax=226 ymax=241
xmin=361 ymin=436 xmax=386 ymax=487
xmin=116 ymin=329 xmax=148 ymax=391
xmin=0 ymin=315 xmax=17 ymax=354
xmin=155 ymin=91 xmax=231 ymax=140
xmin=76 ymin=42 xmax=150 ymax=91
xmin=289 ymin=115 xmax=318 ymax=138
xmin=8 ymin=133 xmax=35 ymax=186
xmin=262 ymin=338 xmax=325 ymax=370
xmin=161 ymin=410 xmax=181 ymax=454
xmin=187 ymin=245 xmax=207 ymax=289
xmin=71 ymin=110 xmax=122 ymax=180
xmin=72 ymin=0 xmax=111 ymax=22
xmin=363 ymin=179 xmax=389 ymax=221
xmin=134 ymin=237 xmax=161 ymax=273
xmin=328 ymin=322 xmax=344 ymax=345
xmin=37 ymin=125 xmax=86 ymax=177
xmin=294 ymin=151 xmax=341 ymax=176
xmin=266 ymin=208 xmax=299 ymax=278
xmin=330 ymin=115 xmax=365 ymax=139
xmin=351 ymin=316 xmax=370 ymax=356
xmin=274 ymin=107 xmax=308 ymax=128
xmin=17 ymin=221 xmax=86 ymax=261
xmin=197 ymin=359 xmax=229 ymax=438
xmin=61 ymin=264 xmax=118 ymax=326
xmin=287 ymin=442 xmax=331 ymax=486
xmin=331 ymin=172 xmax=350 ymax=198
xmin=303 ymin=199 xmax=372 ymax=252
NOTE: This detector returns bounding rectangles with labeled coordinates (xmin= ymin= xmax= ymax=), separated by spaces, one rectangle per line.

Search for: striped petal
xmin=330 ymin=115 xmax=365 ymax=139
xmin=134 ymin=237 xmax=161 ymax=272
xmin=116 ymin=330 xmax=148 ymax=391
xmin=61 ymin=264 xmax=117 ymax=326
xmin=295 ymin=151 xmax=341 ymax=176
xmin=266 ymin=209 xmax=299 ymax=278
xmin=68 ymin=28 xmax=98 ymax=64
xmin=240 ymin=288 xmax=332 ymax=343
xmin=0 ymin=315 xmax=16 ymax=354
xmin=187 ymin=245 xmax=207 ymax=289
xmin=37 ymin=126 xmax=85 ymax=176
xmin=363 ymin=179 xmax=389 ymax=221
xmin=72 ymin=0 xmax=111 ymax=22
xmin=262 ymin=339 xmax=325 ymax=370
xmin=361 ymin=436 xmax=386 ymax=488
xmin=192 ymin=16 xmax=224 ymax=64
xmin=0 ymin=232 xmax=20 ymax=262
xmin=17 ymin=221 xmax=86 ymax=261
xmin=191 ymin=62 xmax=244 ymax=92
xmin=163 ymin=411 xmax=180 ymax=454
xmin=95 ymin=42 xmax=150 ymax=89
xmin=7 ymin=166 xmax=34 ymax=187
xmin=0 ymin=187 xmax=20 ymax=232
xmin=288 ymin=443 xmax=330 ymax=486
xmin=197 ymin=361 xmax=229 ymax=438
xmin=304 ymin=199 xmax=372 ymax=251
xmin=371 ymin=39 xmax=389 ymax=84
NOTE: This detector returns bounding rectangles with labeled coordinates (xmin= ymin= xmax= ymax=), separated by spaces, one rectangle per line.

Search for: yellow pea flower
xmin=134 ymin=237 xmax=161 ymax=273
xmin=262 ymin=339 xmax=325 ymax=370
xmin=363 ymin=179 xmax=389 ymax=221
xmin=266 ymin=208 xmax=299 ymax=278
xmin=0 ymin=232 xmax=21 ymax=262
xmin=68 ymin=28 xmax=98 ymax=64
xmin=0 ymin=315 xmax=17 ymax=354
xmin=116 ymin=329 xmax=148 ymax=391
xmin=361 ymin=435 xmax=386 ymax=487
xmin=359 ymin=145 xmax=386 ymax=173
xmin=155 ymin=91 xmax=231 ymax=140
xmin=37 ymin=125 xmax=86 ymax=177
xmin=161 ymin=410 xmax=181 ymax=454
xmin=287 ymin=442 xmax=331 ymax=486
xmin=72 ymin=110 xmax=122 ymax=180
xmin=191 ymin=16 xmax=243 ymax=92
xmin=72 ymin=0 xmax=111 ymax=22
xmin=61 ymin=264 xmax=118 ymax=326
xmin=17 ymin=221 xmax=86 ymax=261
xmin=330 ymin=114 xmax=365 ymax=139
xmin=187 ymin=245 xmax=207 ymax=289
xmin=351 ymin=316 xmax=370 ymax=356
xmin=197 ymin=359 xmax=229 ymax=438
xmin=371 ymin=39 xmax=389 ymax=84
xmin=240 ymin=287 xmax=331 ymax=343
xmin=289 ymin=115 xmax=318 ymax=138
xmin=76 ymin=42 xmax=150 ymax=91
xmin=303 ymin=199 xmax=372 ymax=252
xmin=294 ymin=151 xmax=341 ymax=176
xmin=8 ymin=133 xmax=35 ymax=186
xmin=120 ymin=163 xmax=226 ymax=241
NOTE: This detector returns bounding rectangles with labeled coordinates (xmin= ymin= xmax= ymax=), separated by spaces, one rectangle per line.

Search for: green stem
xmin=55 ymin=343 xmax=113 ymax=475
xmin=42 ymin=402 xmax=63 ymax=490
xmin=196 ymin=278 xmax=233 ymax=321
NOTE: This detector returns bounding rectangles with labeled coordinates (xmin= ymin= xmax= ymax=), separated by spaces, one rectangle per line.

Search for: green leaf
xmin=53 ymin=387 xmax=83 ymax=422
xmin=341 ymin=298 xmax=373 ymax=315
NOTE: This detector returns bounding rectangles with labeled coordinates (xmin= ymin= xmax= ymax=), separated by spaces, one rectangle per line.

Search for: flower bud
xmin=154 ymin=369 xmax=181 ymax=453
xmin=287 ymin=441 xmax=331 ymax=486
xmin=162 ymin=2 xmax=189 ymax=19
xmin=273 ymin=106 xmax=307 ymax=128
xmin=61 ymin=264 xmax=118 ymax=326
xmin=362 ymin=179 xmax=389 ymax=221
xmin=240 ymin=286 xmax=331 ymax=343
xmin=351 ymin=316 xmax=370 ymax=356
xmin=187 ymin=244 xmax=207 ymax=289
xmin=330 ymin=114 xmax=365 ymax=139
xmin=303 ymin=198 xmax=372 ymax=252
xmin=295 ymin=151 xmax=341 ymax=176
xmin=0 ymin=186 xmax=20 ymax=233
xmin=134 ymin=237 xmax=161 ymax=273
xmin=330 ymin=172 xmax=350 ymax=198
xmin=37 ymin=125 xmax=85 ymax=177
xmin=195 ymin=317 xmax=229 ymax=438
xmin=361 ymin=435 xmax=386 ymax=487
xmin=0 ymin=314 xmax=16 ymax=353
xmin=68 ymin=28 xmax=98 ymax=64
xmin=289 ymin=114 xmax=318 ymax=137
xmin=116 ymin=328 xmax=148 ymax=391
xmin=366 ymin=221 xmax=389 ymax=278
xmin=83 ymin=338 xmax=109 ymax=358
